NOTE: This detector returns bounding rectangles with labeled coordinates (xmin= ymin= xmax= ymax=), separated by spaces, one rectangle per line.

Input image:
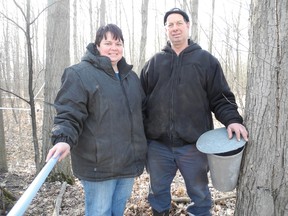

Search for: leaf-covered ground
xmin=1 ymin=114 xmax=236 ymax=215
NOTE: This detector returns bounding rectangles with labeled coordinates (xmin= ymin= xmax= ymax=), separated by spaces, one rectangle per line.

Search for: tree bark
xmin=235 ymin=0 xmax=288 ymax=215
xmin=190 ymin=0 xmax=199 ymax=43
xmin=0 ymin=90 xmax=7 ymax=172
xmin=137 ymin=0 xmax=149 ymax=74
xmin=208 ymin=0 xmax=215 ymax=53
xmin=72 ymin=0 xmax=78 ymax=63
xmin=99 ymin=0 xmax=106 ymax=26
xmin=42 ymin=0 xmax=72 ymax=178
xmin=24 ymin=0 xmax=41 ymax=172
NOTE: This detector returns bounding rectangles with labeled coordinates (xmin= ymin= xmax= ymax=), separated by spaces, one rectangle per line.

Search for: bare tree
xmin=0 ymin=57 xmax=7 ymax=172
xmin=221 ymin=3 xmax=246 ymax=110
xmin=137 ymin=0 xmax=149 ymax=73
xmin=88 ymin=0 xmax=94 ymax=43
xmin=99 ymin=0 xmax=106 ymax=25
xmin=180 ymin=0 xmax=199 ymax=43
xmin=1 ymin=12 xmax=20 ymax=124
xmin=188 ymin=0 xmax=199 ymax=42
xmin=131 ymin=1 xmax=135 ymax=64
xmin=72 ymin=0 xmax=78 ymax=63
xmin=233 ymin=2 xmax=245 ymax=109
xmin=223 ymin=22 xmax=232 ymax=85
xmin=0 ymin=5 xmax=9 ymax=172
xmin=235 ymin=0 xmax=288 ymax=215
xmin=120 ymin=0 xmax=133 ymax=65
xmin=0 ymin=0 xmax=49 ymax=172
xmin=42 ymin=0 xmax=72 ymax=179
xmin=208 ymin=0 xmax=215 ymax=53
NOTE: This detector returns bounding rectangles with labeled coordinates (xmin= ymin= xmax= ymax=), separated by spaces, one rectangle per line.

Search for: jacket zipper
xmin=169 ymin=57 xmax=180 ymax=144
xmin=119 ymin=77 xmax=137 ymax=165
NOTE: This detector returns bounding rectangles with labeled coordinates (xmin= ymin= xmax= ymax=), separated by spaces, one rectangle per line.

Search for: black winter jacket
xmin=140 ymin=40 xmax=243 ymax=146
xmin=51 ymin=43 xmax=147 ymax=181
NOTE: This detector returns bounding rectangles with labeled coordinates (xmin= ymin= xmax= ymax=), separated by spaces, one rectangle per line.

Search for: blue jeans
xmin=81 ymin=178 xmax=134 ymax=216
xmin=147 ymin=140 xmax=212 ymax=216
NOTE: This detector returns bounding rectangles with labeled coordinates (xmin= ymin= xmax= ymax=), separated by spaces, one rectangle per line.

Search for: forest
xmin=0 ymin=0 xmax=287 ymax=215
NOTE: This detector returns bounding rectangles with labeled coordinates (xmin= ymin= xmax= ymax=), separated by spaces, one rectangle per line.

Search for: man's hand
xmin=227 ymin=123 xmax=249 ymax=142
xmin=45 ymin=142 xmax=71 ymax=162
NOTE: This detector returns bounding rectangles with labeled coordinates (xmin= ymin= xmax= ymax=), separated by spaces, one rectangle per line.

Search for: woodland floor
xmin=1 ymin=113 xmax=236 ymax=216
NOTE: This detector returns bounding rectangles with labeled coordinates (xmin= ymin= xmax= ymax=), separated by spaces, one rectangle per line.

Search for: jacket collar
xmin=163 ymin=39 xmax=201 ymax=55
xmin=82 ymin=43 xmax=133 ymax=78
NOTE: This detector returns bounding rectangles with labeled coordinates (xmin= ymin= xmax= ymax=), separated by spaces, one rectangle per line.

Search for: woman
xmin=46 ymin=24 xmax=147 ymax=216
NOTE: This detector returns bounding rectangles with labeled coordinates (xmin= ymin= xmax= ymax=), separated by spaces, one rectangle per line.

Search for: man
xmin=140 ymin=8 xmax=248 ymax=216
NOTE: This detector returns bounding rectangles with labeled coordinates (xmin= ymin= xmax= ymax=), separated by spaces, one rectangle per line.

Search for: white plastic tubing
xmin=7 ymin=156 xmax=59 ymax=216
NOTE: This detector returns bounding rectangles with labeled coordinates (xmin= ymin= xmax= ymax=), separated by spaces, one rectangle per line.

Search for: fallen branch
xmin=52 ymin=182 xmax=67 ymax=216
xmin=0 ymin=186 xmax=17 ymax=214
xmin=172 ymin=196 xmax=191 ymax=203
xmin=0 ymin=186 xmax=17 ymax=202
xmin=214 ymin=195 xmax=236 ymax=204
xmin=171 ymin=194 xmax=236 ymax=204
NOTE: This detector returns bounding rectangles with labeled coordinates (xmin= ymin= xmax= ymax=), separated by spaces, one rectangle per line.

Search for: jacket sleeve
xmin=140 ymin=60 xmax=152 ymax=123
xmin=51 ymin=67 xmax=89 ymax=148
xmin=140 ymin=61 xmax=149 ymax=95
xmin=206 ymin=57 xmax=243 ymax=126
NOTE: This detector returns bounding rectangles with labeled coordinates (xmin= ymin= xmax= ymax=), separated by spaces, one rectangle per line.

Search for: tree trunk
xmin=25 ymin=0 xmax=41 ymax=172
xmin=234 ymin=3 xmax=245 ymax=110
xmin=208 ymin=0 xmax=215 ymax=53
xmin=137 ymin=0 xmax=149 ymax=74
xmin=190 ymin=0 xmax=198 ymax=43
xmin=0 ymin=22 xmax=8 ymax=173
xmin=72 ymin=0 xmax=78 ymax=63
xmin=0 ymin=0 xmax=42 ymax=172
xmin=0 ymin=90 xmax=7 ymax=172
xmin=89 ymin=0 xmax=94 ymax=43
xmin=235 ymin=0 xmax=288 ymax=215
xmin=42 ymin=0 xmax=72 ymax=178
xmin=99 ymin=0 xmax=105 ymax=26
xmin=4 ymin=18 xmax=18 ymax=124
xmin=131 ymin=1 xmax=135 ymax=65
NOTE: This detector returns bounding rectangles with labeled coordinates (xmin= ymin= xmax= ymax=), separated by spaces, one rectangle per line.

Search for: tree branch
xmin=52 ymin=182 xmax=67 ymax=216
xmin=0 ymin=11 xmax=26 ymax=35
xmin=30 ymin=0 xmax=60 ymax=25
xmin=171 ymin=194 xmax=236 ymax=204
xmin=214 ymin=195 xmax=236 ymax=204
xmin=0 ymin=88 xmax=29 ymax=104
xmin=13 ymin=0 xmax=27 ymax=23
xmin=172 ymin=196 xmax=191 ymax=203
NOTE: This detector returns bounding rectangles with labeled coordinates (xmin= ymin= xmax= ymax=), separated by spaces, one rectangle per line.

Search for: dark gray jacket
xmin=51 ymin=43 xmax=147 ymax=181
xmin=140 ymin=40 xmax=243 ymax=146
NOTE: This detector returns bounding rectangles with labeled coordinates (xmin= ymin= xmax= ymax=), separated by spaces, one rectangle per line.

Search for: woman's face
xmin=97 ymin=32 xmax=123 ymax=66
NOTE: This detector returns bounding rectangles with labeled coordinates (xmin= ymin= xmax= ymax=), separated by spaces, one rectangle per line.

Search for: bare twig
xmin=0 ymin=88 xmax=29 ymax=104
xmin=172 ymin=196 xmax=191 ymax=203
xmin=171 ymin=194 xmax=236 ymax=204
xmin=214 ymin=195 xmax=236 ymax=204
xmin=30 ymin=1 xmax=61 ymax=25
xmin=0 ymin=11 xmax=26 ymax=34
xmin=52 ymin=182 xmax=67 ymax=216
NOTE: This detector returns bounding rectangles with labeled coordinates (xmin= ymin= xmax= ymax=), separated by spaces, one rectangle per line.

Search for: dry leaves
xmin=1 ymin=113 xmax=236 ymax=216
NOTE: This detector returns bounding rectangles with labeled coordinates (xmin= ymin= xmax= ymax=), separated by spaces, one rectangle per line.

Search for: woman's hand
xmin=45 ymin=142 xmax=71 ymax=162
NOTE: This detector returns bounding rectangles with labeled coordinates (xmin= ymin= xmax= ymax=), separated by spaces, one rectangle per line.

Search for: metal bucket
xmin=207 ymin=146 xmax=244 ymax=192
xmin=196 ymin=127 xmax=247 ymax=192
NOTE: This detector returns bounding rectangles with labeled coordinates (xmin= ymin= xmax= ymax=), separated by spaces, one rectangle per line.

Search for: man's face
xmin=165 ymin=13 xmax=190 ymax=46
